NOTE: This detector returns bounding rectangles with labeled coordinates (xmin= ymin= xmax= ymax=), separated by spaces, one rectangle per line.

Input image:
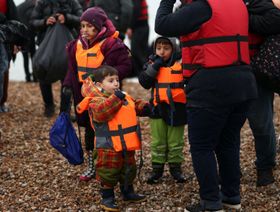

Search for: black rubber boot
xmin=147 ymin=163 xmax=164 ymax=184
xmin=100 ymin=188 xmax=119 ymax=212
xmin=120 ymin=185 xmax=146 ymax=203
xmin=256 ymin=168 xmax=275 ymax=187
xmin=169 ymin=163 xmax=186 ymax=183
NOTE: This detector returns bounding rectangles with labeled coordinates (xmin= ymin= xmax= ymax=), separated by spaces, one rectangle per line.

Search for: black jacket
xmin=246 ymin=0 xmax=280 ymax=35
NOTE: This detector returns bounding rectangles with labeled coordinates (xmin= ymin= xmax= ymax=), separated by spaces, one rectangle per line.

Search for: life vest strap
xmin=182 ymin=64 xmax=202 ymax=70
xmin=170 ymin=70 xmax=182 ymax=74
xmin=87 ymin=53 xmax=97 ymax=57
xmin=181 ymin=35 xmax=248 ymax=47
xmin=156 ymin=82 xmax=185 ymax=89
xmin=95 ymin=125 xmax=138 ymax=137
xmin=77 ymin=66 xmax=99 ymax=80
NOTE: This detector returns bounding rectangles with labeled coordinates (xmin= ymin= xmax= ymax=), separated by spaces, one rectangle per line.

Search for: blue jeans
xmin=187 ymin=101 xmax=250 ymax=209
xmin=247 ymin=84 xmax=276 ymax=170
xmin=0 ymin=43 xmax=9 ymax=102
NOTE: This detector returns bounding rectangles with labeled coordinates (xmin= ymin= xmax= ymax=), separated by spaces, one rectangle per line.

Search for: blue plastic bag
xmin=49 ymin=112 xmax=84 ymax=165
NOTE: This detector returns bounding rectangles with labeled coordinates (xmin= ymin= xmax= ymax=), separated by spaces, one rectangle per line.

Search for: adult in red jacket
xmin=155 ymin=0 xmax=257 ymax=211
xmin=62 ymin=7 xmax=132 ymax=182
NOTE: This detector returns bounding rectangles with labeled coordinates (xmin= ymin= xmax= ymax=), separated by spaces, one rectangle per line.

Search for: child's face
xmin=155 ymin=43 xmax=173 ymax=62
xmin=80 ymin=20 xmax=98 ymax=41
xmin=98 ymin=75 xmax=120 ymax=94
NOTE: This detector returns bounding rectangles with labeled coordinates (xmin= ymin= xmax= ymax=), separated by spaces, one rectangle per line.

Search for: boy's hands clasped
xmin=148 ymin=54 xmax=165 ymax=71
xmin=114 ymin=89 xmax=126 ymax=100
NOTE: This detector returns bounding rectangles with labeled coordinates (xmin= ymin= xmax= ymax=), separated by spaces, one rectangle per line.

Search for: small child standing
xmin=77 ymin=65 xmax=148 ymax=212
xmin=138 ymin=37 xmax=187 ymax=184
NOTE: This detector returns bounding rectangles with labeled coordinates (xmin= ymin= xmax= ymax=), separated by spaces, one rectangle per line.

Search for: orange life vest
xmin=75 ymin=31 xmax=119 ymax=82
xmin=93 ymin=95 xmax=141 ymax=152
xmin=180 ymin=0 xmax=250 ymax=78
xmin=152 ymin=62 xmax=186 ymax=110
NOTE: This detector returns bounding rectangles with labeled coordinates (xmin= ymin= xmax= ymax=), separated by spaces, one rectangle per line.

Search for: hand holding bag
xmin=33 ymin=23 xmax=74 ymax=83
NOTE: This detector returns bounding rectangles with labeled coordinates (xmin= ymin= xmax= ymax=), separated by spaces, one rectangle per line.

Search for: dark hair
xmin=90 ymin=65 xmax=118 ymax=82
xmin=155 ymin=37 xmax=172 ymax=47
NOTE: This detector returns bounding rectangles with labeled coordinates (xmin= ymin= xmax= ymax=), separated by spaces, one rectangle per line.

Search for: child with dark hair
xmin=138 ymin=36 xmax=187 ymax=184
xmin=77 ymin=65 xmax=149 ymax=212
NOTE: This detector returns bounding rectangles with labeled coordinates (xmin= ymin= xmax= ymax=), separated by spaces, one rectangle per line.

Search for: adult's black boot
xmin=256 ymin=168 xmax=275 ymax=187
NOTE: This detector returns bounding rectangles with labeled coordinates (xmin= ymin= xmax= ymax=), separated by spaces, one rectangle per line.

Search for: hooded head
xmin=80 ymin=7 xmax=108 ymax=32
xmin=153 ymin=36 xmax=181 ymax=64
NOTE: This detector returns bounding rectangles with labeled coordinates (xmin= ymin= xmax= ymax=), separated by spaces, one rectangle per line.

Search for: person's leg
xmin=39 ymin=81 xmax=54 ymax=117
xmin=0 ymin=70 xmax=9 ymax=112
xmin=167 ymin=125 xmax=186 ymax=183
xmin=29 ymin=37 xmax=37 ymax=82
xmin=147 ymin=118 xmax=167 ymax=184
xmin=96 ymin=149 xmax=122 ymax=212
xmin=60 ymin=81 xmax=72 ymax=113
xmin=247 ymin=84 xmax=276 ymax=186
xmin=22 ymin=51 xmax=31 ymax=82
xmin=0 ymin=71 xmax=4 ymax=104
xmin=187 ymin=107 xmax=229 ymax=210
xmin=0 ymin=43 xmax=9 ymax=104
xmin=119 ymin=151 xmax=146 ymax=202
xmin=216 ymin=102 xmax=250 ymax=209
xmin=79 ymin=123 xmax=96 ymax=181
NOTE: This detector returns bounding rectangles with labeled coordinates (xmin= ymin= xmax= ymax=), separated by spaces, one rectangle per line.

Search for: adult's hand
xmin=56 ymin=13 xmax=65 ymax=24
xmin=126 ymin=28 xmax=133 ymax=40
xmin=13 ymin=45 xmax=21 ymax=54
xmin=272 ymin=0 xmax=280 ymax=9
xmin=46 ymin=16 xmax=56 ymax=25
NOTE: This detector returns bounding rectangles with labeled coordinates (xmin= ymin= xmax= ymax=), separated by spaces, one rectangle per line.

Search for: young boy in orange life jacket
xmin=76 ymin=65 xmax=150 ymax=212
xmin=138 ymin=37 xmax=187 ymax=184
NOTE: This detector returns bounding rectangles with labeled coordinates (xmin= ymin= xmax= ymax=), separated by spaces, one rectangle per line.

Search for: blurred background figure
xmin=17 ymin=0 xmax=37 ymax=82
xmin=0 ymin=0 xmax=19 ymax=113
xmin=30 ymin=0 xmax=82 ymax=117
xmin=126 ymin=0 xmax=149 ymax=77
xmin=78 ymin=0 xmax=90 ymax=11
xmin=88 ymin=0 xmax=133 ymax=40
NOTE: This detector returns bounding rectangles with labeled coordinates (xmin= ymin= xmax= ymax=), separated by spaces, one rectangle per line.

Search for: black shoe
xmin=170 ymin=170 xmax=187 ymax=183
xmin=0 ymin=104 xmax=9 ymax=113
xmin=185 ymin=203 xmax=224 ymax=212
xmin=147 ymin=163 xmax=164 ymax=184
xmin=256 ymin=168 xmax=275 ymax=187
xmin=147 ymin=171 xmax=163 ymax=184
xmin=100 ymin=188 xmax=119 ymax=212
xmin=120 ymin=185 xmax=146 ymax=203
xmin=222 ymin=201 xmax=241 ymax=210
xmin=100 ymin=197 xmax=119 ymax=212
xmin=169 ymin=163 xmax=187 ymax=183
xmin=221 ymin=193 xmax=241 ymax=210
xmin=25 ymin=75 xmax=31 ymax=82
xmin=44 ymin=105 xmax=55 ymax=117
